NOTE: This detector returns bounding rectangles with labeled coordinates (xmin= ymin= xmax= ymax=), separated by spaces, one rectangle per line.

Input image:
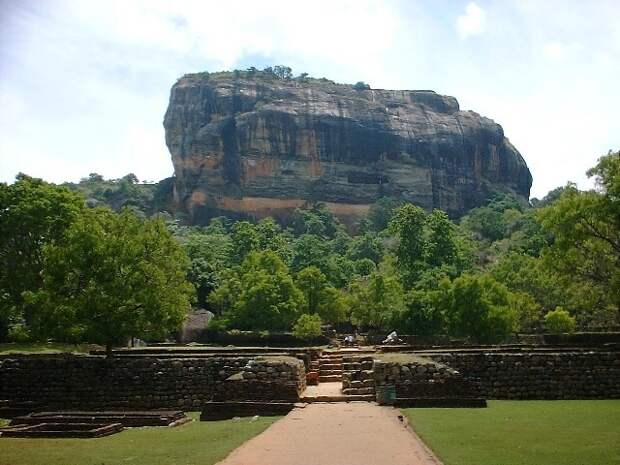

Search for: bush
xmin=354 ymin=258 xmax=376 ymax=276
xmin=544 ymin=307 xmax=576 ymax=334
xmin=293 ymin=314 xmax=323 ymax=339
xmin=353 ymin=81 xmax=370 ymax=90
xmin=441 ymin=274 xmax=518 ymax=344
xmin=7 ymin=323 xmax=31 ymax=343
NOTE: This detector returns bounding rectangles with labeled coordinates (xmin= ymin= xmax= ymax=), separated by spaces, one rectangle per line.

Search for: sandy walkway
xmin=216 ymin=402 xmax=442 ymax=465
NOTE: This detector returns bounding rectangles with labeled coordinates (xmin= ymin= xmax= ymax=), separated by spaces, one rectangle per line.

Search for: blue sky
xmin=1 ymin=0 xmax=618 ymax=198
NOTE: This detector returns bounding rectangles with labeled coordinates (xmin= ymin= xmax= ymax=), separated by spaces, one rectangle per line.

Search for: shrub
xmin=441 ymin=274 xmax=518 ymax=344
xmin=7 ymin=324 xmax=31 ymax=343
xmin=293 ymin=314 xmax=323 ymax=339
xmin=353 ymin=81 xmax=370 ymax=90
xmin=544 ymin=307 xmax=576 ymax=334
xmin=354 ymin=258 xmax=376 ymax=276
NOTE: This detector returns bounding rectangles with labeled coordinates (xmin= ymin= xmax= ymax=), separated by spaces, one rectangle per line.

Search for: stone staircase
xmin=300 ymin=351 xmax=376 ymax=403
xmin=318 ymin=352 xmax=343 ymax=383
xmin=342 ymin=356 xmax=376 ymax=397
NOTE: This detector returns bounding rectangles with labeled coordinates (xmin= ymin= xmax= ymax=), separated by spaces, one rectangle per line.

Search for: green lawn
xmin=0 ymin=413 xmax=279 ymax=465
xmin=0 ymin=342 xmax=92 ymax=355
xmin=405 ymin=400 xmax=620 ymax=465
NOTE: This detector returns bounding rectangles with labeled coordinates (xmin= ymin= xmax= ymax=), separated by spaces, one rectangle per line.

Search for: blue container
xmin=376 ymin=385 xmax=396 ymax=405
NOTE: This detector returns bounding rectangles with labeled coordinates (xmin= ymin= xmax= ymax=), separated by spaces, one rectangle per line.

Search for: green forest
xmin=1 ymin=151 xmax=618 ymax=348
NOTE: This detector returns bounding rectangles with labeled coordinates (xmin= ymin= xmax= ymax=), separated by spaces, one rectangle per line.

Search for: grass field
xmin=405 ymin=400 xmax=620 ymax=465
xmin=0 ymin=413 xmax=279 ymax=465
xmin=0 ymin=342 xmax=92 ymax=354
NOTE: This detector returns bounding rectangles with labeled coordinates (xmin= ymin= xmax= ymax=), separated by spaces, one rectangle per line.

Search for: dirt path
xmin=216 ymin=402 xmax=442 ymax=465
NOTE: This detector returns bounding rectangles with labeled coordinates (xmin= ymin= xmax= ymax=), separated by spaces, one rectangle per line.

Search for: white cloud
xmin=1 ymin=0 xmax=618 ymax=199
xmin=0 ymin=0 xmax=402 ymax=184
xmin=58 ymin=0 xmax=401 ymax=74
xmin=543 ymin=42 xmax=568 ymax=62
xmin=456 ymin=2 xmax=486 ymax=39
xmin=542 ymin=41 xmax=584 ymax=63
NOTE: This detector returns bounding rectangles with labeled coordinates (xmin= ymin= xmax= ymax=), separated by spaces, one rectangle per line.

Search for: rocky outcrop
xmin=164 ymin=72 xmax=532 ymax=225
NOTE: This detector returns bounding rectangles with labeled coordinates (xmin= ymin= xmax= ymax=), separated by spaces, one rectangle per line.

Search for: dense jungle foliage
xmin=1 ymin=151 xmax=618 ymax=345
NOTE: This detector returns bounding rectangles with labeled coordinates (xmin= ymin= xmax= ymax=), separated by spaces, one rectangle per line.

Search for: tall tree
xmin=29 ymin=208 xmax=194 ymax=355
xmin=348 ymin=264 xmax=406 ymax=330
xmin=290 ymin=234 xmax=331 ymax=272
xmin=538 ymin=151 xmax=620 ymax=323
xmin=230 ymin=221 xmax=260 ymax=264
xmin=348 ymin=233 xmax=383 ymax=264
xmin=367 ymin=197 xmax=405 ymax=232
xmin=392 ymin=288 xmax=445 ymax=336
xmin=439 ymin=273 xmax=517 ymax=343
xmin=209 ymin=251 xmax=304 ymax=331
xmin=0 ymin=174 xmax=84 ymax=339
xmin=296 ymin=266 xmax=346 ymax=323
xmin=388 ymin=204 xmax=427 ymax=285
xmin=255 ymin=217 xmax=292 ymax=263
xmin=182 ymin=231 xmax=232 ymax=309
xmin=425 ymin=209 xmax=458 ymax=267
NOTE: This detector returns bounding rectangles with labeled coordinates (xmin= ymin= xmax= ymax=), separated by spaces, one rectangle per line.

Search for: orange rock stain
xmin=242 ymin=157 xmax=280 ymax=182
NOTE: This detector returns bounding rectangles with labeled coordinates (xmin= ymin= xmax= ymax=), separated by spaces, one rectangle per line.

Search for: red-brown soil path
xmin=216 ymin=402 xmax=442 ymax=465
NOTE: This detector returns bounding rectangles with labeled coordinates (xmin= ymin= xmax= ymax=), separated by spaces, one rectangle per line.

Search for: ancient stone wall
xmin=0 ymin=355 xmax=306 ymax=410
xmin=373 ymin=357 xmax=475 ymax=398
xmin=342 ymin=355 xmax=375 ymax=395
xmin=430 ymin=351 xmax=620 ymax=399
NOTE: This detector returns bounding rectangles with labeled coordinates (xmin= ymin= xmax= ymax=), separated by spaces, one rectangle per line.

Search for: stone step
xmin=319 ymin=369 xmax=342 ymax=376
xmin=342 ymin=387 xmax=376 ymax=396
xmin=319 ymin=363 xmax=343 ymax=369
xmin=342 ymin=362 xmax=374 ymax=370
xmin=343 ymin=380 xmax=375 ymax=389
xmin=319 ymin=375 xmax=342 ymax=382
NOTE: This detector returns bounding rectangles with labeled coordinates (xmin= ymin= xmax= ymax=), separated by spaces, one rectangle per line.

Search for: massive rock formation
xmin=164 ymin=72 xmax=532 ymax=226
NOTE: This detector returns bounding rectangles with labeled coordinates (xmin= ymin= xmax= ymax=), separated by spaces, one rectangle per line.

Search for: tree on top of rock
xmin=353 ymin=81 xmax=370 ymax=90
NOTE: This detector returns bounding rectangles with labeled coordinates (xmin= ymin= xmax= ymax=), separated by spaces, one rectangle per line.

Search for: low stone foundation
xmin=429 ymin=351 xmax=620 ymax=399
xmin=373 ymin=356 xmax=478 ymax=401
xmin=0 ymin=355 xmax=306 ymax=411
xmin=3 ymin=349 xmax=618 ymax=412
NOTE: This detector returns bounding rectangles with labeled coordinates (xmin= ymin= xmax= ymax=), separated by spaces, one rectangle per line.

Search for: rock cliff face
xmin=164 ymin=73 xmax=532 ymax=226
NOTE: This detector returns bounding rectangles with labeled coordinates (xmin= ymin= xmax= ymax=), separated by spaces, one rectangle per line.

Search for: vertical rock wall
xmin=163 ymin=73 xmax=532 ymax=226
